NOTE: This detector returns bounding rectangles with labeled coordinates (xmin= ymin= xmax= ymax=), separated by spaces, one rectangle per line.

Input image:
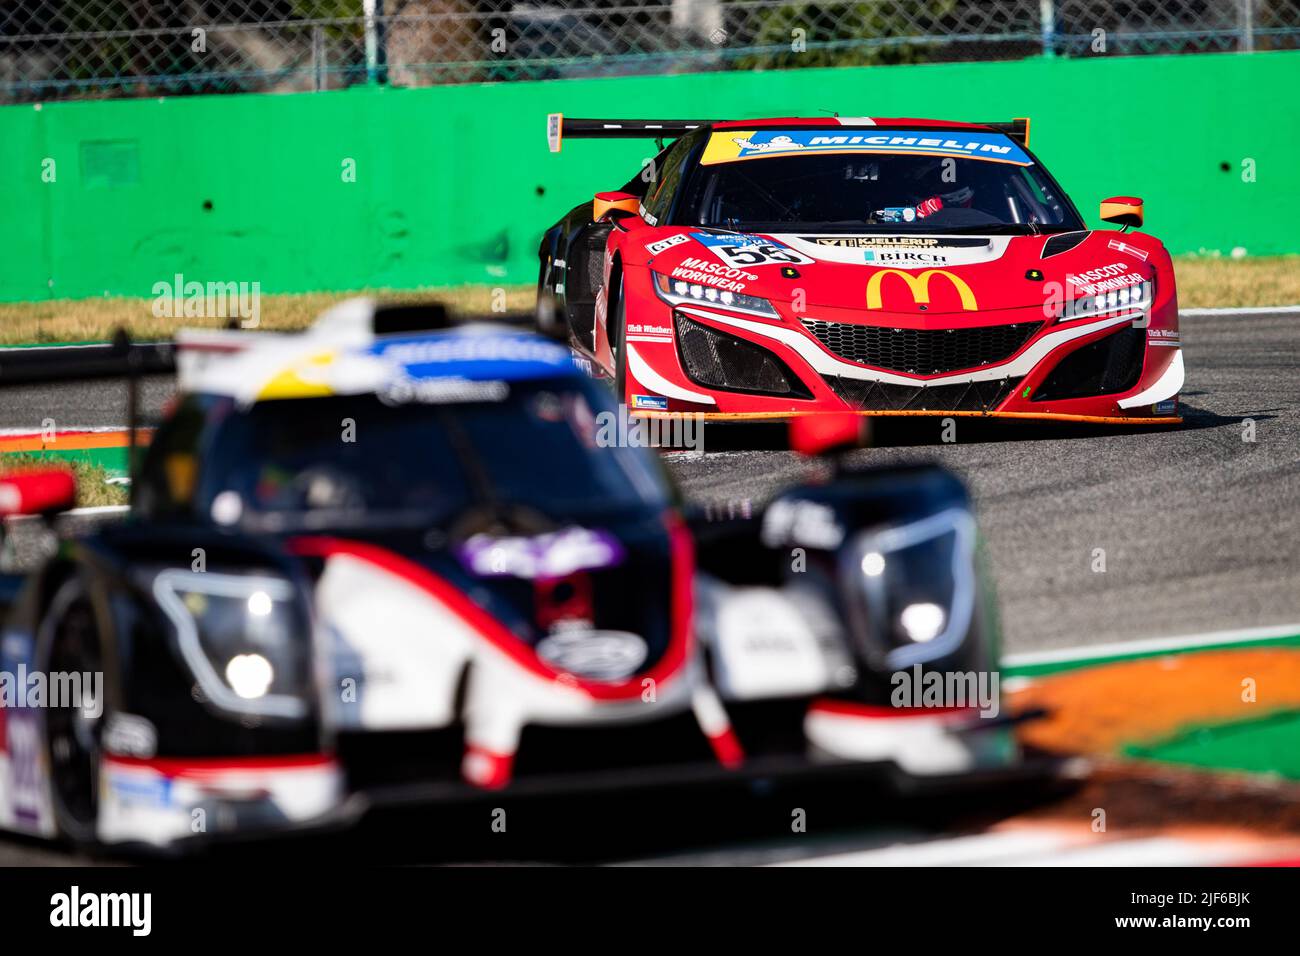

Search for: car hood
xmin=636 ymin=227 xmax=1160 ymax=316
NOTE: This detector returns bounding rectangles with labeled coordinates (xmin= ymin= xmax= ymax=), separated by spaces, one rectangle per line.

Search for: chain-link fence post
xmin=312 ymin=25 xmax=326 ymax=92
xmin=1040 ymin=0 xmax=1057 ymax=57
xmin=1241 ymin=0 xmax=1257 ymax=51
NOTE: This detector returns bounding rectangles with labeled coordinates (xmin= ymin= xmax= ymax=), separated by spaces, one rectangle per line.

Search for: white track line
xmin=1000 ymin=836 xmax=1276 ymax=868
xmin=775 ymin=829 xmax=1293 ymax=867
xmin=4 ymin=505 xmax=129 ymax=523
xmin=1181 ymin=305 xmax=1300 ymax=316
xmin=774 ymin=830 xmax=1082 ymax=867
xmin=1003 ymin=621 xmax=1300 ymax=669
xmin=0 ymin=425 xmax=132 ymax=436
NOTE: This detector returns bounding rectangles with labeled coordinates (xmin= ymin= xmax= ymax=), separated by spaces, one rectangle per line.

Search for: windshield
xmin=181 ymin=377 xmax=669 ymax=528
xmin=677 ymin=129 xmax=1082 ymax=234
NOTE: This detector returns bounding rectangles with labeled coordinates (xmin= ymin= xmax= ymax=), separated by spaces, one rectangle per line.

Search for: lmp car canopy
xmin=176 ymin=299 xmax=579 ymax=403
xmin=546 ymin=113 xmax=1029 ymax=152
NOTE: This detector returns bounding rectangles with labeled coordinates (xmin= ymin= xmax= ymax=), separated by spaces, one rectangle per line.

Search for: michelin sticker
xmin=689 ymin=232 xmax=813 ymax=268
xmin=701 ymin=129 xmax=1033 ymax=166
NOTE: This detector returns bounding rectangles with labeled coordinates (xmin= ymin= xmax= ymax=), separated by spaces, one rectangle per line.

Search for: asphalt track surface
xmin=1 ymin=311 xmax=1297 ymax=864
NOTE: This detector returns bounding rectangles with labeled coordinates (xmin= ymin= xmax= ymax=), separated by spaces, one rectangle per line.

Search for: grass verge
xmin=0 ymin=257 xmax=1297 ymax=346
xmin=0 ymin=454 xmax=128 ymax=509
xmin=0 ymin=286 xmax=538 ymax=345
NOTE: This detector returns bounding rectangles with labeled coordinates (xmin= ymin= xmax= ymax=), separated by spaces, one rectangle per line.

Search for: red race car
xmin=540 ymin=115 xmax=1182 ymax=424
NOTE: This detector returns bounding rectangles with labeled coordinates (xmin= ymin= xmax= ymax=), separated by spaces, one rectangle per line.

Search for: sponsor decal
xmin=670 ymin=256 xmax=757 ymax=293
xmin=627 ymin=323 xmax=672 ymax=337
xmin=6 ymin=710 xmax=43 ymax=826
xmin=866 ymin=269 xmax=978 ymax=311
xmin=546 ymin=112 xmax=563 ymax=153
xmin=1108 ymin=237 xmax=1150 ymax=262
xmin=535 ymin=630 xmax=649 ymax=680
xmin=808 ymin=236 xmax=990 ymax=249
xmin=864 ymin=250 xmax=950 ymax=266
xmin=1148 ymin=329 xmax=1180 ymax=340
xmin=458 ymin=527 xmax=625 ymax=579
xmin=761 ymin=498 xmax=844 ymax=550
xmin=701 ymin=128 xmax=1032 ymax=166
xmin=106 ymin=771 xmax=174 ymax=809
xmin=1067 ymin=262 xmax=1145 ymax=296
xmin=689 ymin=232 xmax=813 ymax=268
xmin=379 ymin=376 xmax=510 ymax=406
xmin=645 ymin=233 xmax=689 ymax=256
xmin=1153 ymin=399 xmax=1178 ymax=414
xmin=632 ymin=394 xmax=669 ymax=410
xmin=376 ymin=336 xmax=572 ymax=368
xmin=103 ymin=713 xmax=158 ymax=759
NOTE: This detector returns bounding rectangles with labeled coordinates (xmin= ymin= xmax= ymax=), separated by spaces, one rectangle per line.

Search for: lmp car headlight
xmin=1058 ymin=278 xmax=1154 ymax=323
xmin=652 ymin=270 xmax=779 ymax=318
xmin=841 ymin=507 xmax=977 ymax=671
xmin=153 ymin=570 xmax=310 ymax=719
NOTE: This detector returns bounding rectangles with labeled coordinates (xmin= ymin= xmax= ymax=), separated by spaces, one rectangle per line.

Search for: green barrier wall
xmin=3 ymin=50 xmax=1297 ymax=302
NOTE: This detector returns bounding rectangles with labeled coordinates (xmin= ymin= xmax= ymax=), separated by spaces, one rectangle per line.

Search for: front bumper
xmin=88 ymin=699 xmax=1019 ymax=850
xmin=621 ymin=272 xmax=1183 ymax=424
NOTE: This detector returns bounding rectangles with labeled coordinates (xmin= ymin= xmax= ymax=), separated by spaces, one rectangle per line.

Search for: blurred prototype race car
xmin=539 ymin=114 xmax=1183 ymax=424
xmin=0 ymin=301 xmax=1011 ymax=852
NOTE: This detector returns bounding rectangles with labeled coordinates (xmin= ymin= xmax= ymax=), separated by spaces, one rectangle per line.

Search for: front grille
xmin=827 ymin=376 xmax=1022 ymax=413
xmin=674 ymin=313 xmax=811 ymax=398
xmin=802 ymin=319 xmax=1041 ymax=374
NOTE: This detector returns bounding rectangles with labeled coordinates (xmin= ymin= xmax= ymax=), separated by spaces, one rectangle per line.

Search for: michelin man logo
xmin=733 ymin=134 xmax=804 ymax=153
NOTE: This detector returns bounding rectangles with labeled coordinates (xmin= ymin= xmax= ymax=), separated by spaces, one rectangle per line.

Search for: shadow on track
xmin=697 ymin=402 xmax=1253 ymax=453
xmin=37 ymin=761 xmax=1072 ymax=866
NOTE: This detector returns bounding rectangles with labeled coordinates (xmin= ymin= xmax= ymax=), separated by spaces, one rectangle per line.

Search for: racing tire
xmin=40 ymin=575 xmax=106 ymax=848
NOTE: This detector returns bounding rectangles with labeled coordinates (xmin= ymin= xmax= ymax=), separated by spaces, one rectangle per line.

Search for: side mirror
xmin=1100 ymin=196 xmax=1144 ymax=228
xmin=0 ymin=468 xmax=77 ymax=518
xmin=593 ymin=190 xmax=640 ymax=222
xmin=789 ymin=413 xmax=869 ymax=457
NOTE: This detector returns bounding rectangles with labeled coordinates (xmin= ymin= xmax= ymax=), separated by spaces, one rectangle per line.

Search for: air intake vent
xmin=674 ymin=313 xmax=811 ymax=398
xmin=826 ymin=376 xmax=1021 ymax=412
xmin=1041 ymin=231 xmax=1089 ymax=258
xmin=1032 ymin=326 xmax=1146 ymax=401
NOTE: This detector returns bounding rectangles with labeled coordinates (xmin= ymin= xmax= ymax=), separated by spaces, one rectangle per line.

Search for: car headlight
xmin=152 ymin=569 xmax=311 ymax=719
xmin=841 ymin=507 xmax=977 ymax=671
xmin=652 ymin=271 xmax=779 ymax=318
xmin=1058 ymin=277 xmax=1154 ymax=324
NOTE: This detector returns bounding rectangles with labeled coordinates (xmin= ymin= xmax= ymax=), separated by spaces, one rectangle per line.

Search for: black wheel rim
xmin=45 ymin=594 xmax=103 ymax=834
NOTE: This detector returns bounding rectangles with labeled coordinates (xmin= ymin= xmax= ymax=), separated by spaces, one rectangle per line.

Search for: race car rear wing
xmin=547 ymin=115 xmax=714 ymax=152
xmin=547 ymin=114 xmax=1031 ymax=152
xmin=984 ymin=118 xmax=1031 ymax=147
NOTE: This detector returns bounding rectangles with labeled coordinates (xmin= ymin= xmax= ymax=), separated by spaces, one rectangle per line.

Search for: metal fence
xmin=3 ymin=1 xmax=1298 ymax=102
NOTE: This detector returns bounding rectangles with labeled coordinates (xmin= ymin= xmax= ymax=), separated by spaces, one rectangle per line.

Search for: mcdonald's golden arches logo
xmin=865 ymin=269 xmax=978 ymax=311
